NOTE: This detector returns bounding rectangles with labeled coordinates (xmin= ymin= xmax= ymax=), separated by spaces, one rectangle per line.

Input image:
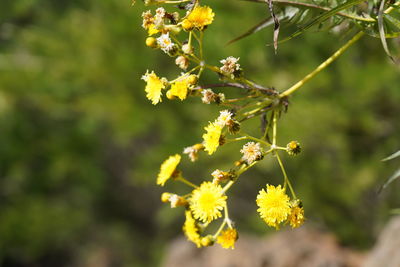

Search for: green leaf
xmin=379 ymin=168 xmax=400 ymax=192
xmin=384 ymin=14 xmax=400 ymax=30
xmin=382 ymin=150 xmax=400 ymax=161
xmin=275 ymin=0 xmax=365 ymax=44
xmin=377 ymin=0 xmax=394 ymax=61
xmin=227 ymin=7 xmax=298 ymax=45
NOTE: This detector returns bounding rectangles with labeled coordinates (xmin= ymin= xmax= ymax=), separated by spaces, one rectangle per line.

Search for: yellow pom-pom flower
xmin=202 ymin=122 xmax=222 ymax=155
xmin=217 ymin=228 xmax=238 ymax=249
xmin=147 ymin=24 xmax=159 ymax=36
xmin=141 ymin=70 xmax=167 ymax=105
xmin=256 ymin=184 xmax=291 ymax=229
xmin=167 ymin=75 xmax=191 ymax=100
xmin=288 ymin=200 xmax=305 ymax=228
xmin=183 ymin=210 xmax=202 ymax=247
xmin=190 ymin=182 xmax=227 ymax=223
xmin=157 ymin=154 xmax=181 ymax=186
xmin=183 ymin=6 xmax=214 ymax=30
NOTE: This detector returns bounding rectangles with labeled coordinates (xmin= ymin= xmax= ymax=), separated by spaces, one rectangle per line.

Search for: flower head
xmin=167 ymin=74 xmax=195 ymax=100
xmin=256 ymin=184 xmax=291 ymax=229
xmin=201 ymin=89 xmax=215 ymax=104
xmin=155 ymin=7 xmax=166 ymax=19
xmin=175 ymin=56 xmax=189 ymax=70
xmin=142 ymin=10 xmax=154 ymax=29
xmin=286 ymin=141 xmax=301 ymax=156
xmin=183 ymin=6 xmax=214 ymax=30
xmin=220 ymin=56 xmax=240 ymax=75
xmin=183 ymin=210 xmax=202 ymax=247
xmin=211 ymin=169 xmax=233 ymax=184
xmin=190 ymin=181 xmax=227 ymax=223
xmin=217 ymin=228 xmax=238 ymax=249
xmin=201 ymin=89 xmax=225 ymax=104
xmin=240 ymin=142 xmax=263 ymax=164
xmin=183 ymin=143 xmax=204 ymax=162
xmin=288 ymin=200 xmax=305 ymax=228
xmin=157 ymin=33 xmax=175 ymax=53
xmin=147 ymin=24 xmax=159 ymax=36
xmin=202 ymin=122 xmax=222 ymax=155
xmin=153 ymin=7 xmax=166 ymax=29
xmin=141 ymin=70 xmax=167 ymax=105
xmin=157 ymin=154 xmax=181 ymax=186
xmin=216 ymin=110 xmax=233 ymax=127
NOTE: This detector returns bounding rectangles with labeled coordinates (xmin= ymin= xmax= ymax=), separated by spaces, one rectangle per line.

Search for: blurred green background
xmin=0 ymin=0 xmax=399 ymax=266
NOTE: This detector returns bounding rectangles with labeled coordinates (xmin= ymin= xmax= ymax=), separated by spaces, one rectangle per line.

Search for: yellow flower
xmin=157 ymin=154 xmax=181 ymax=186
xmin=190 ymin=182 xmax=227 ymax=223
xmin=141 ymin=70 xmax=167 ymax=105
xmin=183 ymin=6 xmax=215 ymax=30
xmin=183 ymin=210 xmax=202 ymax=247
xmin=167 ymin=76 xmax=190 ymax=100
xmin=148 ymin=24 xmax=159 ymax=36
xmin=288 ymin=200 xmax=305 ymax=228
xmin=202 ymin=122 xmax=222 ymax=155
xmin=256 ymin=184 xmax=291 ymax=229
xmin=217 ymin=228 xmax=238 ymax=249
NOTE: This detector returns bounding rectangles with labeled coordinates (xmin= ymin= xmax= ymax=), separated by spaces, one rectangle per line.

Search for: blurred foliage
xmin=0 ymin=0 xmax=399 ymax=266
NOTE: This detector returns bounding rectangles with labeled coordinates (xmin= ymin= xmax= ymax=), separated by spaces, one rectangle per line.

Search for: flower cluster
xmin=140 ymin=0 xmax=305 ymax=250
xmin=256 ymin=184 xmax=304 ymax=229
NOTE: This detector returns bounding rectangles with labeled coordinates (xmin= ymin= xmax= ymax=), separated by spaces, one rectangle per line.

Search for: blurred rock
xmin=364 ymin=216 xmax=400 ymax=267
xmin=162 ymin=226 xmax=365 ymax=267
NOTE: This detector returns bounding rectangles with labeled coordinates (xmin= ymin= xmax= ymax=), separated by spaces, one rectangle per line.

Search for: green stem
xmin=226 ymin=136 xmax=248 ymax=143
xmin=239 ymin=133 xmax=271 ymax=146
xmin=221 ymin=180 xmax=234 ymax=194
xmin=275 ymin=152 xmax=297 ymax=199
xmin=199 ymin=31 xmax=204 ymax=60
xmin=224 ymin=205 xmax=233 ymax=228
xmin=236 ymin=161 xmax=257 ymax=176
xmin=164 ymin=0 xmax=191 ymax=3
xmin=272 ymin=111 xmax=277 ymax=146
xmin=177 ymin=177 xmax=198 ymax=188
xmin=213 ymin=217 xmax=227 ymax=238
xmin=279 ymin=31 xmax=364 ymax=98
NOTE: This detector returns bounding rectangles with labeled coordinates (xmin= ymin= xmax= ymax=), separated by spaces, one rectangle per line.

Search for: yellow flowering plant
xmin=137 ymin=0 xmax=400 ymax=249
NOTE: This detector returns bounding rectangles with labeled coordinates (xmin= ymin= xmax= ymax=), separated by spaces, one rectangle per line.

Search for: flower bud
xmin=227 ymin=119 xmax=240 ymax=134
xmin=169 ymin=194 xmax=188 ymax=208
xmin=167 ymin=44 xmax=179 ymax=57
xmin=211 ymin=169 xmax=235 ymax=184
xmin=166 ymin=90 xmax=176 ymax=100
xmin=187 ymin=74 xmax=198 ymax=85
xmin=201 ymin=235 xmax=214 ymax=247
xmin=182 ymin=43 xmax=193 ymax=54
xmin=286 ymin=141 xmax=301 ymax=156
xmin=161 ymin=192 xmax=171 ymax=203
xmin=145 ymin=37 xmax=158 ymax=48
xmin=175 ymin=56 xmax=189 ymax=70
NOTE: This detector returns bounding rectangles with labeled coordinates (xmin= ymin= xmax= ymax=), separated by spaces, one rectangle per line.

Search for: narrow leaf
xmin=378 ymin=0 xmax=395 ymax=62
xmin=242 ymin=0 xmax=375 ymax=22
xmin=275 ymin=0 xmax=365 ymax=45
xmin=384 ymin=14 xmax=400 ymax=30
xmin=227 ymin=17 xmax=275 ymax=45
xmin=382 ymin=150 xmax=400 ymax=161
xmin=227 ymin=9 xmax=297 ymax=45
xmin=379 ymin=168 xmax=400 ymax=192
